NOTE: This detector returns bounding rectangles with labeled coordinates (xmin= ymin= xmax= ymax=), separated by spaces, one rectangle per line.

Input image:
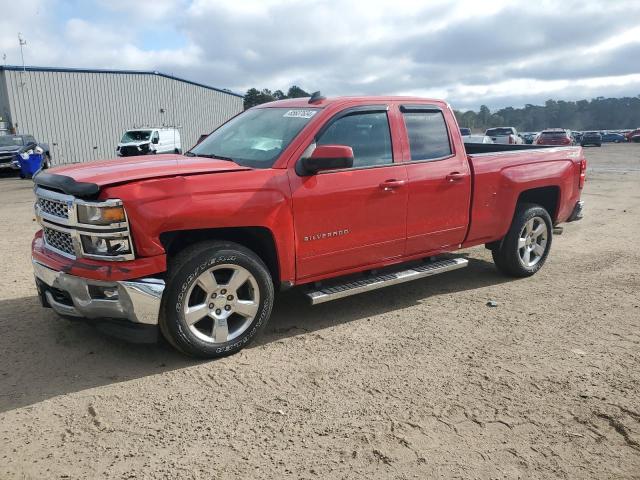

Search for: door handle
xmin=379 ymin=179 xmax=406 ymax=191
xmin=446 ymin=172 xmax=465 ymax=182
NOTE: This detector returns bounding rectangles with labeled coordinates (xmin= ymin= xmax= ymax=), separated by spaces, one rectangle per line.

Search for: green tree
xmin=244 ymin=85 xmax=312 ymax=109
xmin=286 ymin=85 xmax=310 ymax=98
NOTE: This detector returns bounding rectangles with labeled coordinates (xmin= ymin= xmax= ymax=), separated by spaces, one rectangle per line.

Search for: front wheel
xmin=160 ymin=241 xmax=274 ymax=358
xmin=492 ymin=204 xmax=553 ymax=277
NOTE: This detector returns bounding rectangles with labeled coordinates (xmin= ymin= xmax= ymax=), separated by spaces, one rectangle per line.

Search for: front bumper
xmin=33 ymin=259 xmax=165 ymax=325
xmin=0 ymin=161 xmax=19 ymax=170
xmin=567 ymin=200 xmax=584 ymax=222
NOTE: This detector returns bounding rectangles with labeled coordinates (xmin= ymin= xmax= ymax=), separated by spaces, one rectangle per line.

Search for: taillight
xmin=579 ymin=158 xmax=587 ymax=189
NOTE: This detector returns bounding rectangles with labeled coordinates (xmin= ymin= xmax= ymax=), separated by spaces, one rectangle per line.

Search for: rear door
xmin=289 ymin=106 xmax=408 ymax=280
xmin=399 ymin=104 xmax=472 ymax=255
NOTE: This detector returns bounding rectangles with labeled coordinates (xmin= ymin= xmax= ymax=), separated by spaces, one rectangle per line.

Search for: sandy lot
xmin=1 ymin=144 xmax=639 ymax=479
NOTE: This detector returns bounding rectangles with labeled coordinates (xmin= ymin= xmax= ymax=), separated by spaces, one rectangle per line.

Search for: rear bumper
xmin=567 ymin=201 xmax=584 ymax=222
xmin=33 ymin=259 xmax=165 ymax=325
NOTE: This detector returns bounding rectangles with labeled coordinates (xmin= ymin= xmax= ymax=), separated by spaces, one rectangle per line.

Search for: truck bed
xmin=464 ymin=143 xmax=554 ymax=155
xmin=464 ymin=145 xmax=584 ymax=247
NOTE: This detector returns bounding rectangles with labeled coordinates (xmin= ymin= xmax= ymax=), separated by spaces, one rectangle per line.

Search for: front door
xmin=289 ymin=108 xmax=408 ymax=281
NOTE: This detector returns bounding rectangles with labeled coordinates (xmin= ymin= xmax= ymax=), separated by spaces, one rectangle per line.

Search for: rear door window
xmin=402 ymin=110 xmax=452 ymax=161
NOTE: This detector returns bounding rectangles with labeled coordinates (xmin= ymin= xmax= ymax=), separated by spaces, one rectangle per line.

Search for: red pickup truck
xmin=31 ymin=94 xmax=586 ymax=357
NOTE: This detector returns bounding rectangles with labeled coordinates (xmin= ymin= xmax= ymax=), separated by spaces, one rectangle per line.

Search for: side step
xmin=306 ymin=258 xmax=468 ymax=305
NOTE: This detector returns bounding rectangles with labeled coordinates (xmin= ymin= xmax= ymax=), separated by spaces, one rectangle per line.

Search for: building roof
xmin=0 ymin=65 xmax=243 ymax=98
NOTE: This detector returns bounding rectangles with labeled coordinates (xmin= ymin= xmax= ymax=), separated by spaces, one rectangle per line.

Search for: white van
xmin=117 ymin=128 xmax=181 ymax=157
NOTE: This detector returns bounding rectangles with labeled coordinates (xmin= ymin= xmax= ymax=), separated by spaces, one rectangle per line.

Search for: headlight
xmin=77 ymin=204 xmax=126 ymax=225
xmin=81 ymin=236 xmax=132 ymax=256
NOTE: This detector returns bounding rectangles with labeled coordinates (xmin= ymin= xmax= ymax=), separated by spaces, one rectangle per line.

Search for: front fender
xmin=103 ymin=169 xmax=296 ymax=283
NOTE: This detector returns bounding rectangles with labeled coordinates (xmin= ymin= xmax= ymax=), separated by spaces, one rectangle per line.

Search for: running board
xmin=306 ymin=258 xmax=468 ymax=305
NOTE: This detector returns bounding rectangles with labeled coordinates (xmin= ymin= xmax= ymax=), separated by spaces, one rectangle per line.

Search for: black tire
xmin=42 ymin=153 xmax=51 ymax=169
xmin=597 ymin=144 xmax=602 ymax=147
xmin=491 ymin=203 xmax=553 ymax=278
xmin=159 ymin=241 xmax=274 ymax=358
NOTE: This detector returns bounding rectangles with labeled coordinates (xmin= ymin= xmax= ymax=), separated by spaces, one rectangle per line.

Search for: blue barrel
xmin=19 ymin=153 xmax=43 ymax=179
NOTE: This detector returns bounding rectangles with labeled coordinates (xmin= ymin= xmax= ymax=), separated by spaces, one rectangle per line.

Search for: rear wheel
xmin=160 ymin=241 xmax=274 ymax=358
xmin=492 ymin=203 xmax=553 ymax=277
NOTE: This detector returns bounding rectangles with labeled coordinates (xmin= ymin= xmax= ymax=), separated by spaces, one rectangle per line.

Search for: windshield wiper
xmin=185 ymin=152 xmax=237 ymax=163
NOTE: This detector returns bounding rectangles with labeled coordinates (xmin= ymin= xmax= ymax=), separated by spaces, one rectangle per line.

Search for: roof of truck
xmin=255 ymin=96 xmax=449 ymax=109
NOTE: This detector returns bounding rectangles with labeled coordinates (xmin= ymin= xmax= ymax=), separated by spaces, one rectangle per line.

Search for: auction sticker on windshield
xmin=283 ymin=110 xmax=317 ymax=119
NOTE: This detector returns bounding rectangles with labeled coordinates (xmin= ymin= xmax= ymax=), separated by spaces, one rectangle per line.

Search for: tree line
xmin=244 ymin=87 xmax=640 ymax=132
xmin=243 ymin=86 xmax=310 ymax=109
xmin=454 ymin=96 xmax=640 ymax=132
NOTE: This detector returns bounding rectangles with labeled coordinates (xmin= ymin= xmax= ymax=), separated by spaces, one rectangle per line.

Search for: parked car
xmin=459 ymin=127 xmax=472 ymax=136
xmin=522 ymin=132 xmax=538 ymax=144
xmin=572 ymin=131 xmax=583 ymax=143
xmin=463 ymin=135 xmax=493 ymax=144
xmin=117 ymin=128 xmax=182 ymax=157
xmin=581 ymin=131 xmax=602 ymax=147
xmin=31 ymin=94 xmax=586 ymax=358
xmin=535 ymin=129 xmax=574 ymax=146
xmin=485 ymin=127 xmax=524 ymax=144
xmin=600 ymin=132 xmax=626 ymax=143
xmin=0 ymin=134 xmax=51 ymax=172
xmin=626 ymin=128 xmax=640 ymax=143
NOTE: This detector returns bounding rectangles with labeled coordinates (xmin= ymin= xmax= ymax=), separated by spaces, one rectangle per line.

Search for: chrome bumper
xmin=32 ymin=260 xmax=165 ymax=325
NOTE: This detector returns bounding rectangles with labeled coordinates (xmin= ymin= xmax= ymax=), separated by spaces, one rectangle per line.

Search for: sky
xmin=1 ymin=0 xmax=639 ymax=111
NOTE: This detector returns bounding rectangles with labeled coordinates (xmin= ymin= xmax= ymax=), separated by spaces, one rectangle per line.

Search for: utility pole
xmin=18 ymin=33 xmax=26 ymax=87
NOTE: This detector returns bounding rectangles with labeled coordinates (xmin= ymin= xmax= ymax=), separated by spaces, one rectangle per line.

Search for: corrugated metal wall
xmin=0 ymin=68 xmax=243 ymax=165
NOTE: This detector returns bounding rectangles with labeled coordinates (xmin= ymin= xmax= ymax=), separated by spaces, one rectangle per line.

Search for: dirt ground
xmin=1 ymin=144 xmax=639 ymax=479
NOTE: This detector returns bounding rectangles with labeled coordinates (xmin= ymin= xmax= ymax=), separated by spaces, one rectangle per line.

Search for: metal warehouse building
xmin=0 ymin=66 xmax=243 ymax=165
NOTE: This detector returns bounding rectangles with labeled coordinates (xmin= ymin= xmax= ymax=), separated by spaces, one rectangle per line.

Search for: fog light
xmin=103 ymin=288 xmax=119 ymax=299
xmin=81 ymin=236 xmax=131 ymax=256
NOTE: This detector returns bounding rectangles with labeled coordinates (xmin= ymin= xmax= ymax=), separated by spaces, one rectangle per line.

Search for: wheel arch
xmin=515 ymin=185 xmax=560 ymax=222
xmin=160 ymin=226 xmax=280 ymax=285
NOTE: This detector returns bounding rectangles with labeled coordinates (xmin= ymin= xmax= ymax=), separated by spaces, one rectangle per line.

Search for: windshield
xmin=121 ymin=130 xmax=152 ymax=143
xmin=541 ymin=131 xmax=567 ymax=137
xmin=189 ymin=107 xmax=319 ymax=168
xmin=486 ymin=128 xmax=513 ymax=136
xmin=0 ymin=136 xmax=23 ymax=147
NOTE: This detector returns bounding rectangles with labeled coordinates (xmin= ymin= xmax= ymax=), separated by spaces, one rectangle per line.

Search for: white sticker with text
xmin=283 ymin=109 xmax=317 ymax=119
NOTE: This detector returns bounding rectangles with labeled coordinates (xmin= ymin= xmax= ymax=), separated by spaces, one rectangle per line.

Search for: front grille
xmin=37 ymin=197 xmax=69 ymax=220
xmin=120 ymin=145 xmax=149 ymax=157
xmin=0 ymin=153 xmax=15 ymax=163
xmin=43 ymin=227 xmax=75 ymax=257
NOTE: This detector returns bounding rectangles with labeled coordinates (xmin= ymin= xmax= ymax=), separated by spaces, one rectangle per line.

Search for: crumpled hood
xmin=47 ymin=154 xmax=251 ymax=188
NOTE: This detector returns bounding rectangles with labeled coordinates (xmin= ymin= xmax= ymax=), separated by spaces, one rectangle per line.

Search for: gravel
xmin=1 ymin=144 xmax=639 ymax=479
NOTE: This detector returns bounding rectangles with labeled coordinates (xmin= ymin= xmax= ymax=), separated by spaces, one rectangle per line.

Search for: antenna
xmin=18 ymin=33 xmax=26 ymax=87
xmin=308 ymin=91 xmax=325 ymax=104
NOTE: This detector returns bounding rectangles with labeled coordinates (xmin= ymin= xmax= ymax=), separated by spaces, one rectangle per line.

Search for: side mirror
xmin=299 ymin=144 xmax=354 ymax=175
xmin=152 ymin=137 xmax=159 ymax=144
